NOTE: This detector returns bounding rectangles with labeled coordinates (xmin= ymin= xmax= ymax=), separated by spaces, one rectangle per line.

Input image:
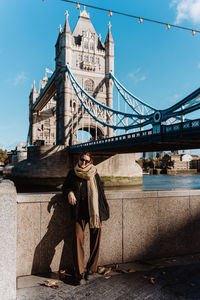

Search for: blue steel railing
xmin=70 ymin=118 xmax=200 ymax=151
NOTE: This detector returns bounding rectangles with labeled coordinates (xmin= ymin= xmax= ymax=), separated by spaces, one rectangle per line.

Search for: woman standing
xmin=62 ymin=152 xmax=109 ymax=285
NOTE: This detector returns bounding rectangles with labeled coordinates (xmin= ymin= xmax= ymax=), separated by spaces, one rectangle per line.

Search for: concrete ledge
xmin=0 ymin=180 xmax=17 ymax=300
xmin=16 ymin=189 xmax=200 ymax=276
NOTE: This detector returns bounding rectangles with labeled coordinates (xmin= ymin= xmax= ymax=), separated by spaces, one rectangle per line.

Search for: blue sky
xmin=0 ymin=0 xmax=200 ymax=150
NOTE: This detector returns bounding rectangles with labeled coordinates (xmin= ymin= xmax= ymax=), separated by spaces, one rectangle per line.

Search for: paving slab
xmin=17 ymin=254 xmax=200 ymax=300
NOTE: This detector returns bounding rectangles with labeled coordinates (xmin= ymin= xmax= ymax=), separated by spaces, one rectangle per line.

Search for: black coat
xmin=62 ymin=169 xmax=110 ymax=222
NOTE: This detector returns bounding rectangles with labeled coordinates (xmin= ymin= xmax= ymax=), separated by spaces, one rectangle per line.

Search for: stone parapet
xmin=17 ymin=189 xmax=200 ymax=277
xmin=0 ymin=180 xmax=17 ymax=300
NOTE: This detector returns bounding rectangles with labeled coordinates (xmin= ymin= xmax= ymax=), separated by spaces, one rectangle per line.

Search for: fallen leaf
xmin=149 ymin=277 xmax=155 ymax=284
xmin=104 ymin=267 xmax=112 ymax=275
xmin=51 ymin=284 xmax=59 ymax=289
xmin=105 ymin=276 xmax=111 ymax=279
xmin=59 ymin=270 xmax=66 ymax=274
xmin=98 ymin=266 xmax=106 ymax=274
xmin=128 ymin=269 xmax=136 ymax=273
xmin=44 ymin=280 xmax=57 ymax=287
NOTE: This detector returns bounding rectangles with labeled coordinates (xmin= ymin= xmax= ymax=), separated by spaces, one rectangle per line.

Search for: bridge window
xmin=84 ymin=39 xmax=88 ymax=49
xmin=85 ymin=79 xmax=94 ymax=92
xmin=84 ymin=55 xmax=89 ymax=62
xmin=44 ymin=120 xmax=50 ymax=127
xmin=90 ymin=42 xmax=94 ymax=50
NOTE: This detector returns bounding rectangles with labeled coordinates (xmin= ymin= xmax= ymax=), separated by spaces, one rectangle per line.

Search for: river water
xmin=1 ymin=174 xmax=200 ymax=191
xmin=143 ymin=174 xmax=200 ymax=190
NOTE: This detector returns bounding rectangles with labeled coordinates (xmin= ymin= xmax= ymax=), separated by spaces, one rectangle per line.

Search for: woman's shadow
xmin=31 ymin=193 xmax=76 ymax=283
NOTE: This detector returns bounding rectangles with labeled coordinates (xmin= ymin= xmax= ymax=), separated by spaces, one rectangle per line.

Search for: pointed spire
xmin=55 ymin=24 xmax=62 ymax=46
xmin=58 ymin=24 xmax=62 ymax=33
xmin=32 ymin=80 xmax=36 ymax=92
xmin=106 ymin=21 xmax=114 ymax=43
xmin=80 ymin=6 xmax=90 ymax=19
xmin=63 ymin=10 xmax=71 ymax=33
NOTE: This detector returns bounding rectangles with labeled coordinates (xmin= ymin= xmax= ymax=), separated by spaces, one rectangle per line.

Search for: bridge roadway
xmin=69 ymin=118 xmax=200 ymax=154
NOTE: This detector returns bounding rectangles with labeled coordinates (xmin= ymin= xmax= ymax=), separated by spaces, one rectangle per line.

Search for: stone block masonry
xmin=0 ymin=180 xmax=17 ymax=300
xmin=17 ymin=189 xmax=200 ymax=277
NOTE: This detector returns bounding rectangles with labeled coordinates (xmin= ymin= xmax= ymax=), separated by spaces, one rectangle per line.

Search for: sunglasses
xmin=80 ymin=158 xmax=90 ymax=164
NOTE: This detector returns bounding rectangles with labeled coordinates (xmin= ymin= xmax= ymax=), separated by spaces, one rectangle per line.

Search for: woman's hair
xmin=79 ymin=152 xmax=93 ymax=164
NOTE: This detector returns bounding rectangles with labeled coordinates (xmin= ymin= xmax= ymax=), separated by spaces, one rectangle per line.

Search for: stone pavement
xmin=17 ymin=254 xmax=200 ymax=300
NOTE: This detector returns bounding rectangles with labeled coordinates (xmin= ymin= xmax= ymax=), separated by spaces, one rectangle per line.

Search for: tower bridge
xmin=29 ymin=8 xmax=200 ymax=154
xmin=29 ymin=7 xmax=114 ymax=147
xmin=12 ymin=7 xmax=200 ymax=190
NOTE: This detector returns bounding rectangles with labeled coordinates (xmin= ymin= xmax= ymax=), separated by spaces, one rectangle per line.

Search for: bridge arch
xmin=74 ymin=120 xmax=105 ymax=143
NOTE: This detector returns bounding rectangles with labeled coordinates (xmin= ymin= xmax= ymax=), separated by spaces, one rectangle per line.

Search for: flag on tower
xmin=45 ymin=68 xmax=53 ymax=74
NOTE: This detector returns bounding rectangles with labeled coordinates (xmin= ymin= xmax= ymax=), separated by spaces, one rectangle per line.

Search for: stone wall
xmin=0 ymin=180 xmax=16 ymax=300
xmin=17 ymin=189 xmax=200 ymax=277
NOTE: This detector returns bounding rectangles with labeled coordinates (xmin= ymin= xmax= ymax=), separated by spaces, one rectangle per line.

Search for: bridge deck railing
xmin=69 ymin=118 xmax=200 ymax=152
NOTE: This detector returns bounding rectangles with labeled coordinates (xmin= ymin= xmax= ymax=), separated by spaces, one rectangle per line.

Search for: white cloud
xmin=128 ymin=68 xmax=146 ymax=83
xmin=170 ymin=0 xmax=200 ymax=24
xmin=14 ymin=72 xmax=27 ymax=86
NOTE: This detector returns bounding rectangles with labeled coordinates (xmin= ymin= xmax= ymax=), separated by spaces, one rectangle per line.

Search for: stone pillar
xmin=0 ymin=180 xmax=17 ymax=300
xmin=96 ymin=153 xmax=143 ymax=187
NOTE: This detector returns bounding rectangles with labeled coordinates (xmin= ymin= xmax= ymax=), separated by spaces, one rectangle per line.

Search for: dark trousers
xmin=74 ymin=220 xmax=101 ymax=275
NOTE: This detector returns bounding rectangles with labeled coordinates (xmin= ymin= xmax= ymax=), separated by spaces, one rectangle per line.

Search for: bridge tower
xmin=55 ymin=8 xmax=114 ymax=145
xmin=21 ymin=9 xmax=142 ymax=190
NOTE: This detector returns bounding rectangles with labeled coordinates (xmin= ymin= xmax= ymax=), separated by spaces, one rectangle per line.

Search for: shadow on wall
xmin=31 ymin=194 xmax=75 ymax=275
xmin=125 ymin=200 xmax=200 ymax=263
xmin=30 ymin=193 xmax=200 ymax=276
xmin=140 ymin=215 xmax=200 ymax=261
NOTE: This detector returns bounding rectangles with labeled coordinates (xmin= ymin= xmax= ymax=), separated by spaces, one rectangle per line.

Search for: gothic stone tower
xmin=19 ymin=9 xmax=141 ymax=189
xmin=29 ymin=77 xmax=56 ymax=146
xmin=55 ymin=8 xmax=114 ymax=145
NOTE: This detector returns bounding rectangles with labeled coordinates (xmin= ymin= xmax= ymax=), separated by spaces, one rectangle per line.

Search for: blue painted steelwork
xmin=66 ymin=65 xmax=154 ymax=130
xmin=31 ymin=65 xmax=200 ymax=138
xmin=67 ymin=65 xmax=200 ymax=132
xmin=110 ymin=72 xmax=155 ymax=115
xmin=69 ymin=117 xmax=200 ymax=153
xmin=110 ymin=73 xmax=191 ymax=124
xmin=32 ymin=71 xmax=56 ymax=111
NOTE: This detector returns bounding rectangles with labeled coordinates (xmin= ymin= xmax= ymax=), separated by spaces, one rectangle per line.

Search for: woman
xmin=62 ymin=152 xmax=109 ymax=285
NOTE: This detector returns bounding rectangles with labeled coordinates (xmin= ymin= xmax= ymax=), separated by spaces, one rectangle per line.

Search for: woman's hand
xmin=68 ymin=191 xmax=77 ymax=205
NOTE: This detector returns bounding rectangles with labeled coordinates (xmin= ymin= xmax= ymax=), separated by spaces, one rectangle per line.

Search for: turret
xmin=55 ymin=10 xmax=72 ymax=70
xmin=29 ymin=81 xmax=38 ymax=145
xmin=105 ymin=22 xmax=114 ymax=136
xmin=105 ymin=22 xmax=114 ymax=75
xmin=29 ymin=80 xmax=38 ymax=112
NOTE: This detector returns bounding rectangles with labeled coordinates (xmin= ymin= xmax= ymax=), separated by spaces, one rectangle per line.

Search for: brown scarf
xmin=74 ymin=163 xmax=100 ymax=228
